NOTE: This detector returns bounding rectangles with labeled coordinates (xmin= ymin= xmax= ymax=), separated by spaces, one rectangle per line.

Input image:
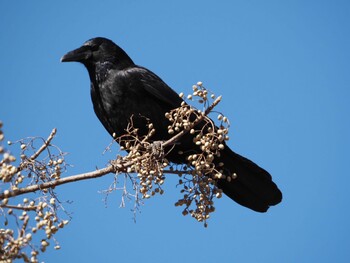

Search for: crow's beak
xmin=61 ymin=45 xmax=92 ymax=63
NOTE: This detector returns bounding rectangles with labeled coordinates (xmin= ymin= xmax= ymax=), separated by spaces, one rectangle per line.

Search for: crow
xmin=61 ymin=37 xmax=282 ymax=212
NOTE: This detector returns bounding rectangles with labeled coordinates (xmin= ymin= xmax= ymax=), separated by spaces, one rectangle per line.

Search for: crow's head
xmin=61 ymin=37 xmax=134 ymax=69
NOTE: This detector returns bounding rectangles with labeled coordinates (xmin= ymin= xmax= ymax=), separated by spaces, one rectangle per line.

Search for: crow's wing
xmin=124 ymin=66 xmax=183 ymax=109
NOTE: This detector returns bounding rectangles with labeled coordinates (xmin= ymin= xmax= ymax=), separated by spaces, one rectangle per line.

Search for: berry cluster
xmin=167 ymin=82 xmax=230 ymax=226
xmin=0 ymin=123 xmax=69 ymax=262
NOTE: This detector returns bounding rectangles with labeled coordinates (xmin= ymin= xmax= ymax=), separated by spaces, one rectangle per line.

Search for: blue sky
xmin=1 ymin=1 xmax=349 ymax=262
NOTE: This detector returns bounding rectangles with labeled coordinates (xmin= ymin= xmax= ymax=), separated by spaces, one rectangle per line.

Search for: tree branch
xmin=0 ymin=165 xmax=114 ymax=200
xmin=30 ymin=128 xmax=57 ymax=161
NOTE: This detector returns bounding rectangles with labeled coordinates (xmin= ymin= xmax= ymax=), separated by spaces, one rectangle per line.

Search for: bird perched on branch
xmin=61 ymin=37 xmax=282 ymax=212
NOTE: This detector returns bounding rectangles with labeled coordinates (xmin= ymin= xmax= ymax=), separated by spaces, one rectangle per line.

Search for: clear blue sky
xmin=1 ymin=1 xmax=349 ymax=262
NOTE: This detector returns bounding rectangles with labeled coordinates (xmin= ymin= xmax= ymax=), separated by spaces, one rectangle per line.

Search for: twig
xmin=0 ymin=204 xmax=37 ymax=211
xmin=0 ymin=153 xmax=151 ymax=200
xmin=30 ymin=128 xmax=57 ymax=160
xmin=0 ymin=165 xmax=114 ymax=200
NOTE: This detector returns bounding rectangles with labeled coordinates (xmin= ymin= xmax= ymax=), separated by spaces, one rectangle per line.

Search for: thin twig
xmin=30 ymin=128 xmax=57 ymax=160
xmin=0 ymin=204 xmax=37 ymax=211
xmin=0 ymin=165 xmax=114 ymax=200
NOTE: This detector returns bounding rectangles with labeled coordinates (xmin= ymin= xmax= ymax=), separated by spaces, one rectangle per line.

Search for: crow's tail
xmin=216 ymin=147 xmax=282 ymax=212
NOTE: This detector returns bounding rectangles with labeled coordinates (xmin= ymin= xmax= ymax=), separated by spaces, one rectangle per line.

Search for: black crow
xmin=61 ymin=37 xmax=282 ymax=212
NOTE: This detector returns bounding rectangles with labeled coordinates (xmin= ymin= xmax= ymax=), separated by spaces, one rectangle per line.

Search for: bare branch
xmin=0 ymin=204 xmax=37 ymax=211
xmin=0 ymin=165 xmax=114 ymax=200
xmin=29 ymin=128 xmax=57 ymax=161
